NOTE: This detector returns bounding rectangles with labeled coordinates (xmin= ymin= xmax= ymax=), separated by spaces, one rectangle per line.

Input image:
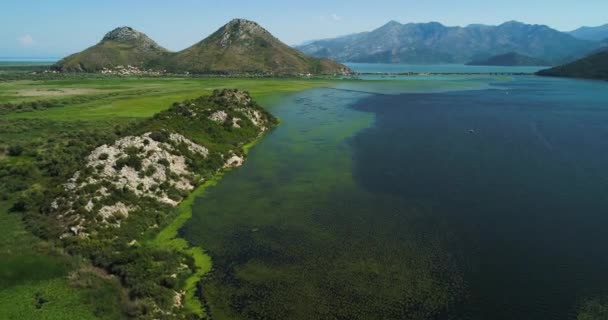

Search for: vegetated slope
xmin=569 ymin=24 xmax=608 ymax=41
xmin=466 ymin=52 xmax=549 ymax=66
xmin=54 ymin=27 xmax=170 ymax=72
xmin=167 ymin=19 xmax=351 ymax=75
xmin=21 ymin=89 xmax=276 ymax=319
xmin=297 ymin=20 xmax=600 ymax=64
xmin=537 ymin=50 xmax=608 ymax=80
xmin=54 ymin=20 xmax=351 ymax=75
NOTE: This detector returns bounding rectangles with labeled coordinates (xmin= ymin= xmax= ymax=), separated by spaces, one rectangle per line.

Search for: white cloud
xmin=317 ymin=14 xmax=343 ymax=22
xmin=18 ymin=34 xmax=34 ymax=46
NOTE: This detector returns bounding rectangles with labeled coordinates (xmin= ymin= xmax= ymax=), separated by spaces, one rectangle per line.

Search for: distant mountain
xmin=466 ymin=52 xmax=549 ymax=66
xmin=55 ymin=20 xmax=350 ymax=75
xmin=537 ymin=50 xmax=608 ymax=80
xmin=569 ymin=24 xmax=608 ymax=42
xmin=55 ymin=27 xmax=170 ymax=72
xmin=166 ymin=19 xmax=350 ymax=75
xmin=297 ymin=21 xmax=600 ymax=65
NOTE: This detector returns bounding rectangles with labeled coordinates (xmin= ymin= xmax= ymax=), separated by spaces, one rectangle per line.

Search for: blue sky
xmin=2 ymin=0 xmax=608 ymax=58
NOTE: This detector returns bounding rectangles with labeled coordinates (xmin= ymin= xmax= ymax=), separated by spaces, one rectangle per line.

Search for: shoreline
xmin=150 ymin=132 xmax=270 ymax=317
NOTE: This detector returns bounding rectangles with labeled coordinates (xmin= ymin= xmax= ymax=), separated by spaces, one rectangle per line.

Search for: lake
xmin=182 ymin=73 xmax=608 ymax=319
xmin=345 ymin=62 xmax=550 ymax=74
xmin=0 ymin=58 xmax=58 ymax=66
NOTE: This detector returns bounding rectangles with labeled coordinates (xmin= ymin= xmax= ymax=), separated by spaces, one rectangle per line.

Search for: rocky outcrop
xmin=53 ymin=89 xmax=275 ymax=238
xmin=56 ymin=132 xmax=208 ymax=236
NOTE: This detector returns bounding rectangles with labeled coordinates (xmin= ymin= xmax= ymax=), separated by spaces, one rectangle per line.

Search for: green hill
xmin=166 ymin=19 xmax=350 ymax=75
xmin=54 ymin=20 xmax=351 ymax=75
xmin=466 ymin=52 xmax=549 ymax=66
xmin=537 ymin=50 xmax=608 ymax=80
xmin=54 ymin=27 xmax=170 ymax=72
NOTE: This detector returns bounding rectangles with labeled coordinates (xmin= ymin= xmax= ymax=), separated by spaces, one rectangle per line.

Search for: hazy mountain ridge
xmin=297 ymin=20 xmax=601 ymax=64
xmin=569 ymin=24 xmax=608 ymax=41
xmin=55 ymin=20 xmax=351 ymax=75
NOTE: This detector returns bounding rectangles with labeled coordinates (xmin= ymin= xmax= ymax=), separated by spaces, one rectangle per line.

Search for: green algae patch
xmin=152 ymin=179 xmax=216 ymax=317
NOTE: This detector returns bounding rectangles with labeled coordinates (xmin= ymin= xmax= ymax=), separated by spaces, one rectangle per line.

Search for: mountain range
xmin=297 ymin=21 xmax=604 ymax=65
xmin=569 ymin=24 xmax=608 ymax=42
xmin=55 ymin=19 xmax=351 ymax=75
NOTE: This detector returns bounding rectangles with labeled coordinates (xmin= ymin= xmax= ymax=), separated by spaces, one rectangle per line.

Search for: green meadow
xmin=1 ymin=78 xmax=334 ymax=119
xmin=0 ymin=198 xmax=125 ymax=319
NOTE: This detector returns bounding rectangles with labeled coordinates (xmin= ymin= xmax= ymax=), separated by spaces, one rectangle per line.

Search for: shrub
xmin=144 ymin=166 xmax=157 ymax=177
xmin=114 ymin=155 xmax=143 ymax=171
xmin=10 ymin=199 xmax=27 ymax=212
xmin=149 ymin=131 xmax=168 ymax=143
xmin=7 ymin=144 xmax=24 ymax=156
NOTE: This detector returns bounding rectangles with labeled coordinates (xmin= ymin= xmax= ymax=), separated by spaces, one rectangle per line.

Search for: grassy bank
xmin=151 ymin=129 xmax=269 ymax=317
xmin=151 ymin=178 xmax=218 ymax=317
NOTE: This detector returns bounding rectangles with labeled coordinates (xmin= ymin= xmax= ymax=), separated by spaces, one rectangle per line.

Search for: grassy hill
xmin=467 ymin=52 xmax=549 ymax=66
xmin=55 ymin=27 xmax=170 ymax=72
xmin=166 ymin=19 xmax=350 ymax=75
xmin=537 ymin=50 xmax=608 ymax=80
xmin=54 ymin=20 xmax=351 ymax=75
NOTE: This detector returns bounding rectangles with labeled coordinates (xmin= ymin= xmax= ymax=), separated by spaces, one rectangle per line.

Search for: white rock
xmin=208 ymin=110 xmax=228 ymax=123
xmin=224 ymin=155 xmax=244 ymax=168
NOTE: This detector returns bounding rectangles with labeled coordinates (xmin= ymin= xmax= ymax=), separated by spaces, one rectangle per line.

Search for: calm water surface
xmin=182 ymin=75 xmax=608 ymax=319
xmin=345 ymin=62 xmax=550 ymax=74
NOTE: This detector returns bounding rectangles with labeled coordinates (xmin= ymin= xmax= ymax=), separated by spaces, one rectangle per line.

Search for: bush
xmin=144 ymin=166 xmax=156 ymax=177
xmin=148 ymin=131 xmax=168 ymax=143
xmin=10 ymin=199 xmax=27 ymax=212
xmin=114 ymin=155 xmax=143 ymax=171
xmin=7 ymin=144 xmax=24 ymax=156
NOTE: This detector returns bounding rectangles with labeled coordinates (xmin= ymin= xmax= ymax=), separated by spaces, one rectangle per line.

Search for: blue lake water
xmin=346 ymin=62 xmax=551 ymax=74
xmin=0 ymin=58 xmax=58 ymax=66
xmin=183 ymin=75 xmax=608 ymax=319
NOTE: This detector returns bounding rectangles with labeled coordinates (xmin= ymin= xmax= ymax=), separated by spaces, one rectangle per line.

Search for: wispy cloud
xmin=317 ymin=14 xmax=343 ymax=22
xmin=18 ymin=34 xmax=34 ymax=46
xmin=330 ymin=14 xmax=342 ymax=22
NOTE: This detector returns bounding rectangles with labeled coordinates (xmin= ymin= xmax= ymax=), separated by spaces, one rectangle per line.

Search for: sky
xmin=2 ymin=0 xmax=608 ymax=58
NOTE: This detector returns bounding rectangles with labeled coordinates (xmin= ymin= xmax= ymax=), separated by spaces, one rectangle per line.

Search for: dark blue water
xmin=350 ymin=76 xmax=608 ymax=319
